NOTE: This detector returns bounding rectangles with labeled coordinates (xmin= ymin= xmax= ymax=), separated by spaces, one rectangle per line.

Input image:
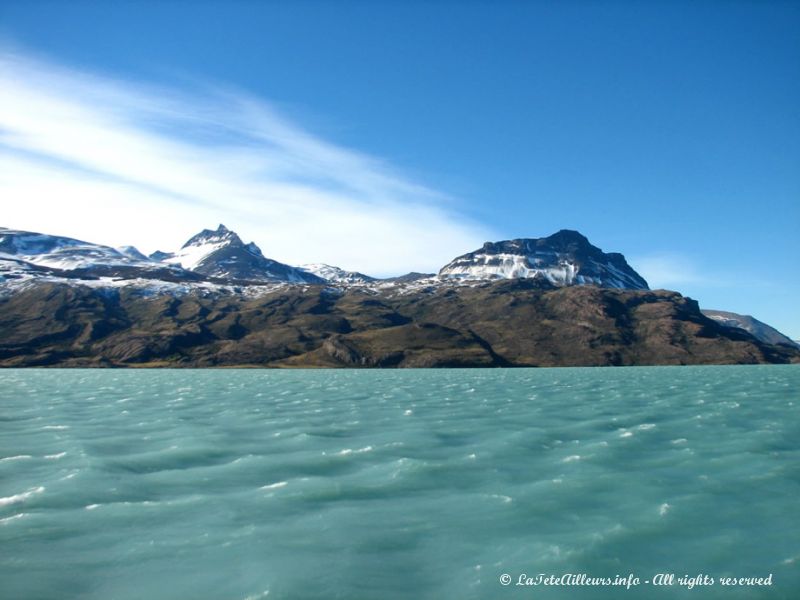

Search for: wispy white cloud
xmin=0 ymin=46 xmax=494 ymax=276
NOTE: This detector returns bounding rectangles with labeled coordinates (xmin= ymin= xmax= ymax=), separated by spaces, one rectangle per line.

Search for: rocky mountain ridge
xmin=2 ymin=224 xmax=797 ymax=366
xmin=1 ymin=279 xmax=797 ymax=367
xmin=1 ymin=225 xmax=651 ymax=291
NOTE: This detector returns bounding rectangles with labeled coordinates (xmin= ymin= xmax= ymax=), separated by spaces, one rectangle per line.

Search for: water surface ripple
xmin=1 ymin=367 xmax=798 ymax=599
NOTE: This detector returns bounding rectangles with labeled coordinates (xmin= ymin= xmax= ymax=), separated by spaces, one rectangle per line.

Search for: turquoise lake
xmin=1 ymin=367 xmax=798 ymax=599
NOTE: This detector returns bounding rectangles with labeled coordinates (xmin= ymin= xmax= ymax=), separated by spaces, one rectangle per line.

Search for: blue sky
xmin=1 ymin=1 xmax=798 ymax=338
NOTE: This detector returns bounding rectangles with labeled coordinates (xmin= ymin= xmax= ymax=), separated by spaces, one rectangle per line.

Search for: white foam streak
xmin=259 ymin=482 xmax=288 ymax=491
xmin=325 ymin=446 xmax=374 ymax=457
xmin=0 ymin=454 xmax=32 ymax=462
xmin=0 ymin=486 xmax=45 ymax=507
xmin=0 ymin=513 xmax=27 ymax=525
xmin=490 ymin=494 xmax=513 ymax=504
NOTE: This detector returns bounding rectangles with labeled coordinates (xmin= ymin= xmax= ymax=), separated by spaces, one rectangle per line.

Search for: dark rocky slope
xmin=1 ymin=280 xmax=797 ymax=367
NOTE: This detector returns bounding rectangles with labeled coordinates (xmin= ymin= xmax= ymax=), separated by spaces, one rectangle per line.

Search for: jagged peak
xmin=244 ymin=241 xmax=263 ymax=257
xmin=181 ymin=224 xmax=240 ymax=249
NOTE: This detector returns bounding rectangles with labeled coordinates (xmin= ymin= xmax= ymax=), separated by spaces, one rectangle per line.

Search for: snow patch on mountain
xmin=154 ymin=224 xmax=323 ymax=284
xmin=164 ymin=239 xmax=230 ymax=270
xmin=162 ymin=224 xmax=237 ymax=270
xmin=300 ymin=263 xmax=376 ymax=284
xmin=0 ymin=228 xmax=153 ymax=270
xmin=438 ymin=230 xmax=649 ymax=290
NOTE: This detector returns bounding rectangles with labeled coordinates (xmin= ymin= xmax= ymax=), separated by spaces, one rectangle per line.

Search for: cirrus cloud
xmin=0 ymin=45 xmax=494 ymax=276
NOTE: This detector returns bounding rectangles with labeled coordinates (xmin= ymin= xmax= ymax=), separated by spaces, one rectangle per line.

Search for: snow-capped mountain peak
xmin=299 ymin=263 xmax=377 ymax=284
xmin=158 ymin=225 xmax=323 ymax=284
xmin=162 ymin=224 xmax=243 ymax=270
xmin=181 ymin=224 xmax=239 ymax=249
xmin=0 ymin=227 xmax=147 ymax=270
xmin=438 ymin=229 xmax=649 ymax=289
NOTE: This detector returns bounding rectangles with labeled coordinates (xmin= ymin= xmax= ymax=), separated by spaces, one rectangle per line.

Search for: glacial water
xmin=1 ymin=367 xmax=798 ymax=600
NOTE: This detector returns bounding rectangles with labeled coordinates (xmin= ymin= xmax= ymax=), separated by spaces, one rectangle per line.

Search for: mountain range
xmin=1 ymin=224 xmax=797 ymax=367
xmin=0 ymin=225 xmax=648 ymax=289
